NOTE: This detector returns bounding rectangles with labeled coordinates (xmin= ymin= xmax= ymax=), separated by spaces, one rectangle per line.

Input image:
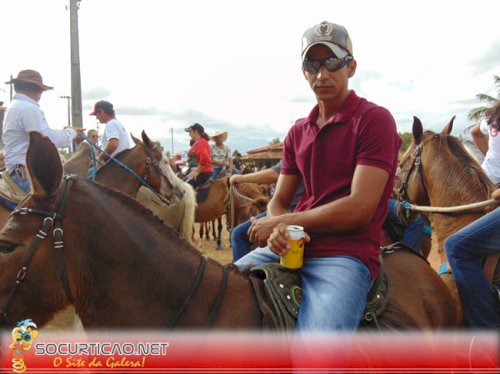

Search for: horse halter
xmin=0 ymin=176 xmax=76 ymax=326
xmin=397 ymin=143 xmax=429 ymax=223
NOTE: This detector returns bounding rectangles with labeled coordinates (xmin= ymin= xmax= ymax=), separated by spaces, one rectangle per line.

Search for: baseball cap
xmin=89 ymin=100 xmax=114 ymax=116
xmin=184 ymin=123 xmax=205 ymax=133
xmin=301 ymin=21 xmax=353 ymax=60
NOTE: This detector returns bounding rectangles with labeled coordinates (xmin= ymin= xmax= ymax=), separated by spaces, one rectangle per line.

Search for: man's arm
xmin=229 ymin=167 xmax=279 ymax=186
xmin=99 ymin=138 xmax=119 ymax=161
xmin=249 ymin=164 xmax=389 ymax=248
xmin=471 ymin=123 xmax=488 ymax=155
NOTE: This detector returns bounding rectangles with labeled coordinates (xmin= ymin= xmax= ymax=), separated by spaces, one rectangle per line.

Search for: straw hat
xmin=5 ymin=69 xmax=53 ymax=91
xmin=210 ymin=130 xmax=228 ymax=142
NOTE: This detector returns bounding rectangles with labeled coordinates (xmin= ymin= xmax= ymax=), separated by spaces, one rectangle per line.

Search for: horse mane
xmin=431 ymin=132 xmax=494 ymax=199
xmin=94 ymin=148 xmax=132 ymax=176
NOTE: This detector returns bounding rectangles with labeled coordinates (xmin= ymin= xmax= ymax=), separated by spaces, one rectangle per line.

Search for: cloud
xmin=471 ymin=39 xmax=500 ymax=76
xmin=83 ymin=87 xmax=112 ymax=100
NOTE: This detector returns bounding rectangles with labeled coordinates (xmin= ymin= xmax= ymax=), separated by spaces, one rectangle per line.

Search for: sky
xmin=1 ymin=0 xmax=499 ymax=155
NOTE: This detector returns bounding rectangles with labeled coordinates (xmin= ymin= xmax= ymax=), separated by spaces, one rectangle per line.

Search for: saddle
xmin=194 ymin=178 xmax=213 ymax=203
xmin=0 ymin=171 xmax=27 ymax=209
xmin=249 ymin=257 xmax=392 ymax=331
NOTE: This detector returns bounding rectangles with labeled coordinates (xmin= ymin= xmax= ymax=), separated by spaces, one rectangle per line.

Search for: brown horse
xmin=0 ymin=132 xmax=457 ymax=329
xmin=228 ymin=183 xmax=270 ymax=230
xmin=64 ymin=132 xmax=196 ymax=243
xmin=398 ymin=116 xmax=497 ymax=324
xmin=194 ymin=176 xmax=230 ymax=249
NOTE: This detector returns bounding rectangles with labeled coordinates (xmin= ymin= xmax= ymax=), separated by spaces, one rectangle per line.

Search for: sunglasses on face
xmin=303 ymin=56 xmax=353 ymax=74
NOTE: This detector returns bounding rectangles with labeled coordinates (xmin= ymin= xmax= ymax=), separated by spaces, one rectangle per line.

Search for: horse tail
xmin=179 ymin=181 xmax=197 ymax=245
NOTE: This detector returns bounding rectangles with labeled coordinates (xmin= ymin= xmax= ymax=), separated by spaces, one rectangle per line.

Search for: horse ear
xmin=141 ymin=130 xmax=153 ymax=148
xmin=26 ymin=132 xmax=63 ymax=200
xmin=441 ymin=116 xmax=455 ymax=135
xmin=412 ymin=116 xmax=423 ymax=145
xmin=131 ymin=133 xmax=141 ymax=145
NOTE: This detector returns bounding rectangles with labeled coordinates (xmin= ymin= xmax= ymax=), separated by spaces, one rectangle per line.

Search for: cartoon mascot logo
xmin=9 ymin=319 xmax=39 ymax=373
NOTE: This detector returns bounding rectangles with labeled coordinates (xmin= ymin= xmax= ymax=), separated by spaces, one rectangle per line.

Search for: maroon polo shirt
xmin=281 ymin=91 xmax=401 ymax=279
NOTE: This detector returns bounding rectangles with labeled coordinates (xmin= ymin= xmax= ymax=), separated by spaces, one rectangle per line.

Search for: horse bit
xmin=0 ymin=176 xmax=76 ymax=326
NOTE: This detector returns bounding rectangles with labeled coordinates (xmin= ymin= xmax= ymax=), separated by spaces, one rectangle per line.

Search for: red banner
xmin=1 ymin=330 xmax=498 ymax=373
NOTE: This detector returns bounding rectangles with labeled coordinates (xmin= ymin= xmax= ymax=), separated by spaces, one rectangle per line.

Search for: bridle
xmin=0 ymin=175 xmax=76 ymax=326
xmin=0 ymin=175 xmax=225 ymax=329
xmin=397 ymin=143 xmax=430 ymax=222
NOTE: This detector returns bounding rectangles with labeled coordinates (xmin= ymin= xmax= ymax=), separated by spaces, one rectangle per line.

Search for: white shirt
xmin=479 ymin=118 xmax=500 ymax=183
xmin=2 ymin=93 xmax=76 ymax=172
xmin=100 ymin=118 xmax=130 ymax=157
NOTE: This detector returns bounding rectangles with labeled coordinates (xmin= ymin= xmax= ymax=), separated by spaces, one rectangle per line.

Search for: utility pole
xmin=171 ymin=127 xmax=174 ymax=155
xmin=59 ymin=95 xmax=71 ymax=126
xmin=69 ymin=0 xmax=83 ymax=128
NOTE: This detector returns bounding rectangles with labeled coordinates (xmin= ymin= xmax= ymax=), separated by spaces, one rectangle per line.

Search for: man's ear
xmin=347 ymin=59 xmax=357 ymax=78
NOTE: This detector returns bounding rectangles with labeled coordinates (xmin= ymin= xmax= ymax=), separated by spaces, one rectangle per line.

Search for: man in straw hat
xmin=233 ymin=21 xmax=401 ymax=333
xmin=209 ymin=129 xmax=232 ymax=178
xmin=2 ymin=69 xmax=85 ymax=193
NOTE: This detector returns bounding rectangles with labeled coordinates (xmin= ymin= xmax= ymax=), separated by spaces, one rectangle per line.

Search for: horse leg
xmin=212 ymin=220 xmax=218 ymax=241
xmin=205 ymin=222 xmax=211 ymax=241
xmin=216 ymin=217 xmax=223 ymax=250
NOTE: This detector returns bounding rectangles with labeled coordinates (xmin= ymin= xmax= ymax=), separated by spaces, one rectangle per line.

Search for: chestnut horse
xmin=0 ymin=132 xmax=457 ymax=330
xmin=398 ymin=116 xmax=498 ymax=324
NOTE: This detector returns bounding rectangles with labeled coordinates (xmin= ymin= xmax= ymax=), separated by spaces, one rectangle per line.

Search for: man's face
xmin=302 ymin=44 xmax=356 ymax=102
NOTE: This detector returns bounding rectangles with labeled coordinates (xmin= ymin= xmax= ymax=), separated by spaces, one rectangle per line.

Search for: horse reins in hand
xmin=228 ymin=185 xmax=259 ymax=232
xmin=80 ymin=133 xmax=176 ymax=206
xmin=399 ymin=198 xmax=499 ymax=213
xmin=0 ymin=176 xmax=76 ymax=326
xmin=398 ymin=143 xmax=499 ymax=214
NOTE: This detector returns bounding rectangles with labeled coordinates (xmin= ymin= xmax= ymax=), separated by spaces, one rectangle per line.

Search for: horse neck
xmin=96 ymin=152 xmax=146 ymax=197
xmin=421 ymin=153 xmax=490 ymax=264
xmin=68 ymin=182 xmax=211 ymax=327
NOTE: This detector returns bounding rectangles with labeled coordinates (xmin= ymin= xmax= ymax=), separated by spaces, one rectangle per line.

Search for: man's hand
xmin=492 ymin=188 xmax=500 ymax=200
xmin=266 ymin=223 xmax=311 ymax=256
xmin=69 ymin=127 xmax=86 ymax=144
xmin=229 ymin=174 xmax=245 ymax=187
xmin=247 ymin=215 xmax=282 ymax=248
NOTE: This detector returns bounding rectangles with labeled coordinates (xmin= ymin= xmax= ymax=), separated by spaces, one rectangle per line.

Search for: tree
xmin=269 ymin=137 xmax=281 ymax=145
xmin=468 ymin=75 xmax=500 ymax=122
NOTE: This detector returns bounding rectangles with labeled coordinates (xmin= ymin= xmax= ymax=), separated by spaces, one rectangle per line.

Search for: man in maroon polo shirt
xmin=234 ymin=21 xmax=401 ymax=333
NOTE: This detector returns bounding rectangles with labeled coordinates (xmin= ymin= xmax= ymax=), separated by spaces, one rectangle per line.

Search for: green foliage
xmin=399 ymin=132 xmax=412 ymax=152
xmin=468 ymin=75 xmax=500 ymax=122
xmin=269 ymin=137 xmax=281 ymax=145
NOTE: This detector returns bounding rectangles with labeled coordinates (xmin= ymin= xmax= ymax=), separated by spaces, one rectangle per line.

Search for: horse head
xmin=0 ymin=132 xmax=68 ymax=326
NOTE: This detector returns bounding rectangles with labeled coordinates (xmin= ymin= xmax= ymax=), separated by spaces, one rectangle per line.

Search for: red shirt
xmin=281 ymin=91 xmax=401 ymax=279
xmin=188 ymin=138 xmax=213 ymax=173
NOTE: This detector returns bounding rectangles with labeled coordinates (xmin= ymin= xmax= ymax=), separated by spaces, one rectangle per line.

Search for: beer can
xmin=280 ymin=225 xmax=306 ymax=269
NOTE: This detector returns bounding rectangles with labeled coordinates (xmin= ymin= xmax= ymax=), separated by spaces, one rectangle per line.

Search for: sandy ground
xmin=43 ymin=222 xmax=441 ymax=331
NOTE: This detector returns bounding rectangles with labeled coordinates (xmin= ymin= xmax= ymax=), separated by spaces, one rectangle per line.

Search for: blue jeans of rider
xmin=387 ymin=197 xmax=425 ymax=254
xmin=231 ymin=211 xmax=267 ymax=261
xmin=234 ymin=248 xmax=373 ymax=333
xmin=10 ymin=170 xmax=30 ymax=193
xmin=445 ymin=207 xmax=500 ymax=328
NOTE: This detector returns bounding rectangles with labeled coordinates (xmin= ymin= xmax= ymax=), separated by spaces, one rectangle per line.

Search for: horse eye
xmin=0 ymin=241 xmax=19 ymax=254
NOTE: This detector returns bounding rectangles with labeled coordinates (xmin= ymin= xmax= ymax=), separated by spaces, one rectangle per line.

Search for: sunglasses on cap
xmin=303 ymin=56 xmax=353 ymax=74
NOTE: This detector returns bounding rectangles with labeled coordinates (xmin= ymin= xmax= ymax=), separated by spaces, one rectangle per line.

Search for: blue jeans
xmin=10 ymin=169 xmax=30 ymax=193
xmin=445 ymin=207 xmax=500 ymax=328
xmin=234 ymin=247 xmax=372 ymax=333
xmin=387 ymin=197 xmax=425 ymax=254
xmin=231 ymin=211 xmax=267 ymax=261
